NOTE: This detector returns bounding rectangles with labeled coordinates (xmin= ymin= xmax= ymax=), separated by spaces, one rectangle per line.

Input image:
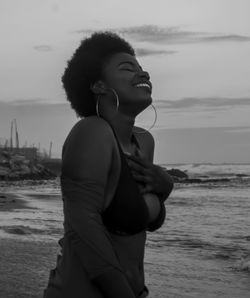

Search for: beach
xmin=0 ymin=164 xmax=250 ymax=297
xmin=0 ymin=180 xmax=63 ymax=298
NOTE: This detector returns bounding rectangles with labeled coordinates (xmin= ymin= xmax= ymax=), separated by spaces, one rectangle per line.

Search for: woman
xmin=44 ymin=32 xmax=173 ymax=298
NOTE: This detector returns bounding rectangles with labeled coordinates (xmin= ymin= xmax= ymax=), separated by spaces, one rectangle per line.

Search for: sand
xmin=0 ymin=237 xmax=58 ymax=298
xmin=0 ymin=189 xmax=60 ymax=298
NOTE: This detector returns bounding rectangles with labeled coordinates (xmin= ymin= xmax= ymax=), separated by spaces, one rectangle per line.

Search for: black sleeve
xmin=93 ymin=268 xmax=137 ymax=298
xmin=61 ymin=176 xmax=136 ymax=298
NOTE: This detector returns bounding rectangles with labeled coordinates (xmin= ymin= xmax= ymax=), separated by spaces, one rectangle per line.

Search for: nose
xmin=140 ymin=70 xmax=150 ymax=81
xmin=137 ymin=70 xmax=150 ymax=81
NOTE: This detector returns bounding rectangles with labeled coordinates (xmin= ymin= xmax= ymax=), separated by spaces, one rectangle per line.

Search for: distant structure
xmin=49 ymin=141 xmax=53 ymax=159
xmin=0 ymin=119 xmax=38 ymax=161
xmin=9 ymin=119 xmax=19 ymax=149
xmin=0 ymin=120 xmax=60 ymax=179
xmin=0 ymin=119 xmax=55 ymax=162
xmin=10 ymin=147 xmax=38 ymax=160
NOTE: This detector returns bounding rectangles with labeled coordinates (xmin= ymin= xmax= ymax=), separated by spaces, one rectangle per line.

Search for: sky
xmin=0 ymin=0 xmax=250 ymax=163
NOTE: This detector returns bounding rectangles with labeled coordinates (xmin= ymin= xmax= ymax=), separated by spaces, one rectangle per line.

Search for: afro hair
xmin=61 ymin=31 xmax=135 ymax=117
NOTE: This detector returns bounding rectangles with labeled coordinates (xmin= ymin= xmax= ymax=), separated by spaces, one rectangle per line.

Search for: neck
xmin=103 ymin=112 xmax=135 ymax=149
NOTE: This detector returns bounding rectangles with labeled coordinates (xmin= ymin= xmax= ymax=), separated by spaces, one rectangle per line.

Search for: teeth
xmin=135 ymin=83 xmax=151 ymax=89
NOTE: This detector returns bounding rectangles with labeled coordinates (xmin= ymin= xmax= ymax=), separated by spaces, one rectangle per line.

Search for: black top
xmin=102 ymin=124 xmax=150 ymax=235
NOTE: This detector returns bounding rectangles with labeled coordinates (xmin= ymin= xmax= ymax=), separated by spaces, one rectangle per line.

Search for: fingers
xmin=125 ymin=154 xmax=156 ymax=193
xmin=127 ymin=159 xmax=149 ymax=175
xmin=131 ymin=172 xmax=151 ymax=184
xmin=126 ymin=153 xmax=150 ymax=168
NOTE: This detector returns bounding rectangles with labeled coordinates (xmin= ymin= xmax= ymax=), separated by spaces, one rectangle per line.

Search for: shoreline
xmin=0 ymin=178 xmax=249 ymax=297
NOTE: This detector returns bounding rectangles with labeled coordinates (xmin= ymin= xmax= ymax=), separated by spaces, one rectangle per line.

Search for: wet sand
xmin=0 ymin=187 xmax=62 ymax=298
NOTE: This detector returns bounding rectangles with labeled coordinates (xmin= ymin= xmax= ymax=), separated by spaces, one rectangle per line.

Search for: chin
xmin=131 ymin=96 xmax=151 ymax=115
xmin=124 ymin=94 xmax=152 ymax=116
xmin=139 ymin=96 xmax=152 ymax=110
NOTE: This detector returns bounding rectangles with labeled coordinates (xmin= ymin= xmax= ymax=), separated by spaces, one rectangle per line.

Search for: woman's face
xmin=101 ymin=52 xmax=152 ymax=113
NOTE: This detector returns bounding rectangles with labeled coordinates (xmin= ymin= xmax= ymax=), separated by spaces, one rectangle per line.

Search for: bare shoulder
xmin=133 ymin=126 xmax=155 ymax=162
xmin=62 ymin=116 xmax=114 ymax=180
xmin=68 ymin=116 xmax=113 ymax=139
xmin=63 ymin=116 xmax=113 ymax=153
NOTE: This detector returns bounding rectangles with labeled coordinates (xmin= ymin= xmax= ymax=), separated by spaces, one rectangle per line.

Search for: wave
xmin=146 ymin=236 xmax=250 ymax=261
xmin=0 ymin=225 xmax=63 ymax=236
xmin=161 ymin=163 xmax=250 ymax=180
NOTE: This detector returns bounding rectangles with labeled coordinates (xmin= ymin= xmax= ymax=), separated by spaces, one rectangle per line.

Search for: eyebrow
xmin=118 ymin=61 xmax=142 ymax=70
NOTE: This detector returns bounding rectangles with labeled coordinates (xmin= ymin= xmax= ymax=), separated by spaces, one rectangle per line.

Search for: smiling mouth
xmin=134 ymin=82 xmax=152 ymax=91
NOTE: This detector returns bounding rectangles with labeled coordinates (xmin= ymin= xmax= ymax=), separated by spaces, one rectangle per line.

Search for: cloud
xmin=118 ymin=25 xmax=196 ymax=44
xmin=200 ymin=35 xmax=250 ymax=42
xmin=135 ymin=48 xmax=177 ymax=57
xmin=33 ymin=45 xmax=53 ymax=52
xmin=154 ymin=97 xmax=250 ymax=110
xmin=1 ymin=98 xmax=67 ymax=106
xmin=7 ymin=98 xmax=49 ymax=105
xmin=118 ymin=25 xmax=250 ymax=44
xmin=74 ymin=25 xmax=250 ymax=45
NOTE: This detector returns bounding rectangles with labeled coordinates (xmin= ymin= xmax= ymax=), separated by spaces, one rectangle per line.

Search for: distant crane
xmin=10 ymin=120 xmax=13 ymax=149
xmin=15 ymin=119 xmax=19 ymax=149
xmin=49 ymin=141 xmax=52 ymax=159
xmin=9 ymin=119 xmax=19 ymax=150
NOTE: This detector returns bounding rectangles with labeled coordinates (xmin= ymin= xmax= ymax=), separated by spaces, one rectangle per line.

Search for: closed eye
xmin=118 ymin=61 xmax=142 ymax=72
xmin=121 ymin=67 xmax=135 ymax=72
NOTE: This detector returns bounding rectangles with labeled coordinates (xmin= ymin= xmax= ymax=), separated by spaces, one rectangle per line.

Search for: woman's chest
xmin=103 ymin=135 xmax=146 ymax=210
xmin=103 ymin=137 xmax=160 ymax=223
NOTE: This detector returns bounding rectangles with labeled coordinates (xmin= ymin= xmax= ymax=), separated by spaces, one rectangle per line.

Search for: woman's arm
xmin=61 ymin=117 xmax=136 ymax=298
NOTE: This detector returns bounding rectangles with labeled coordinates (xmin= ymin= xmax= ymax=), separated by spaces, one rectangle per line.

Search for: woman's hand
xmin=125 ymin=153 xmax=174 ymax=200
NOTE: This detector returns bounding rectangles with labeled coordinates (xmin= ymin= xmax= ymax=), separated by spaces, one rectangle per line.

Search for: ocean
xmin=146 ymin=164 xmax=250 ymax=297
xmin=0 ymin=163 xmax=250 ymax=297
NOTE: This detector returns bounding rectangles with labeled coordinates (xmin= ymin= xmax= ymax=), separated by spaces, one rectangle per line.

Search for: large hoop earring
xmin=96 ymin=88 xmax=119 ymax=117
xmin=133 ymin=104 xmax=157 ymax=134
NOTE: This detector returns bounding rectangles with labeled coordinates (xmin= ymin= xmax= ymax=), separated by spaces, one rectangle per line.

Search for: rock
xmin=0 ymin=155 xmax=56 ymax=181
xmin=167 ymin=168 xmax=188 ymax=179
xmin=0 ymin=167 xmax=10 ymax=175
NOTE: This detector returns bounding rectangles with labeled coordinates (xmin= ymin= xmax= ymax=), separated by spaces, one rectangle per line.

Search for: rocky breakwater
xmin=165 ymin=167 xmax=231 ymax=184
xmin=0 ymin=151 xmax=56 ymax=181
xmin=166 ymin=168 xmax=189 ymax=182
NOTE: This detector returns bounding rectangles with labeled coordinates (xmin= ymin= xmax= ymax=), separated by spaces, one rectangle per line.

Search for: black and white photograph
xmin=0 ymin=1 xmax=250 ymax=297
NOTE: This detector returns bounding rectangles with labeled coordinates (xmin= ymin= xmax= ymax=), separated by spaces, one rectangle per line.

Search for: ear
xmin=90 ymin=80 xmax=107 ymax=95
